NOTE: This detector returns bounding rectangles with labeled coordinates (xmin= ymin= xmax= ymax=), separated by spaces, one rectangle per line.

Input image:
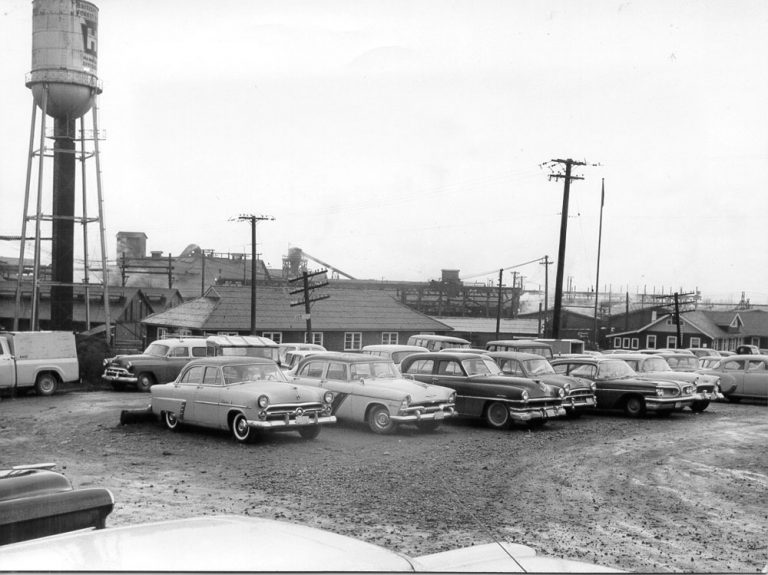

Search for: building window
xmin=304 ymin=332 xmax=324 ymax=346
xmin=262 ymin=332 xmax=282 ymax=344
xmin=646 ymin=335 xmax=657 ymax=349
xmin=382 ymin=332 xmax=399 ymax=345
xmin=157 ymin=327 xmax=168 ymax=339
xmin=178 ymin=328 xmax=192 ymax=336
xmin=631 ymin=338 xmax=639 ymax=349
xmin=666 ymin=336 xmax=678 ymax=348
xmin=344 ymin=332 xmax=362 ymax=351
xmin=217 ymin=331 xmax=239 ymax=336
xmin=613 ymin=337 xmax=621 ymax=348
xmin=690 ymin=337 xmax=701 ymax=348
xmin=622 ymin=337 xmax=630 ymax=349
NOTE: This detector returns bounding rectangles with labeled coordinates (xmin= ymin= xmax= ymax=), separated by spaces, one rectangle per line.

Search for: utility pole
xmin=540 ymin=255 xmax=552 ymax=336
xmin=593 ymin=178 xmax=605 ymax=349
xmin=545 ymin=158 xmax=588 ymax=339
xmin=231 ymin=214 xmax=275 ymax=334
xmin=289 ymin=270 xmax=330 ymax=342
xmin=495 ymin=268 xmax=503 ymax=339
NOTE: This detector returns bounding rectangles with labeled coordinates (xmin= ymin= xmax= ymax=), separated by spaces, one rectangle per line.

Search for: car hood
xmin=106 ymin=353 xmax=161 ymax=365
xmin=536 ymin=374 xmax=592 ymax=390
xmin=222 ymin=381 xmax=325 ymax=403
xmin=362 ymin=378 xmax=454 ymax=401
xmin=0 ymin=515 xmax=622 ymax=573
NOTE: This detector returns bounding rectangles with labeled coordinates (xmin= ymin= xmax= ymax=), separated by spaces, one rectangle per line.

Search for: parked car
xmin=291 ymin=353 xmax=455 ymax=434
xmin=698 ymin=354 xmax=768 ymax=402
xmin=698 ymin=356 xmax=722 ymax=370
xmin=485 ymin=351 xmax=597 ymax=416
xmin=0 ymin=514 xmax=622 ymax=572
xmin=278 ymin=343 xmax=326 ymax=365
xmin=606 ymin=353 xmax=721 ymax=412
xmin=0 ymin=463 xmax=114 ymax=546
xmin=405 ymin=334 xmax=470 ymax=351
xmin=400 ymin=352 xmax=565 ymax=429
xmin=735 ymin=344 xmax=761 ymax=355
xmin=150 ymin=357 xmax=336 ymax=443
xmin=0 ymin=331 xmax=78 ymax=396
xmin=484 ymin=340 xmax=554 ymax=359
xmin=281 ymin=349 xmax=324 ymax=372
xmin=361 ymin=344 xmax=429 ymax=365
xmin=206 ymin=335 xmax=280 ymax=362
xmin=102 ymin=337 xmax=208 ymax=391
xmin=549 ymin=356 xmax=695 ymax=417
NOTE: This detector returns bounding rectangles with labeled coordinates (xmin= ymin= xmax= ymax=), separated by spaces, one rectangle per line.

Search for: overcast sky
xmin=1 ymin=0 xmax=767 ymax=303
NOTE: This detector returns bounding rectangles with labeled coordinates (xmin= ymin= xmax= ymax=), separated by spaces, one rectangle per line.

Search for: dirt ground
xmin=1 ymin=388 xmax=767 ymax=572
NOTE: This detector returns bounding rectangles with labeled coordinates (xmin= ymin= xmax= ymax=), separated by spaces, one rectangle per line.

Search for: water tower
xmin=14 ymin=0 xmax=111 ymax=337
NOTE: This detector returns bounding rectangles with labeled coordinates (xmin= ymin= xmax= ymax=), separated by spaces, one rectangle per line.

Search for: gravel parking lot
xmin=1 ymin=390 xmax=767 ymax=572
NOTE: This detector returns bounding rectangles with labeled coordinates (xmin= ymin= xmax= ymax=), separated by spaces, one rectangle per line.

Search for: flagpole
xmin=593 ymin=178 xmax=605 ymax=348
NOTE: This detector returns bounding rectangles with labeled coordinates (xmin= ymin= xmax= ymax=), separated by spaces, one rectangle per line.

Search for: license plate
xmin=295 ymin=415 xmax=310 ymax=425
xmin=675 ymin=402 xmax=681 ymax=409
xmin=546 ymin=408 xmax=558 ymax=417
xmin=433 ymin=411 xmax=445 ymax=420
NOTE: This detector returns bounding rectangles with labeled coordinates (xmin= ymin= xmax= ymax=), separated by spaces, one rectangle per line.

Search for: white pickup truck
xmin=0 ymin=331 xmax=79 ymax=396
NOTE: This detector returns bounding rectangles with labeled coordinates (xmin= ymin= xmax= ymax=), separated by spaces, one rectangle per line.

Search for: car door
xmin=743 ymin=359 xmax=768 ymax=399
xmin=432 ymin=359 xmax=484 ymax=417
xmin=176 ymin=365 xmax=204 ymax=424
xmin=325 ymin=361 xmax=362 ymax=420
xmin=192 ymin=366 xmax=224 ymax=428
xmin=720 ymin=358 xmax=747 ymax=396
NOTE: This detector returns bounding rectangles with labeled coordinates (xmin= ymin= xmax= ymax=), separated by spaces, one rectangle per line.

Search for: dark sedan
xmin=485 ymin=351 xmax=597 ymax=416
xmin=400 ymin=352 xmax=566 ymax=429
xmin=550 ymin=356 xmax=695 ymax=417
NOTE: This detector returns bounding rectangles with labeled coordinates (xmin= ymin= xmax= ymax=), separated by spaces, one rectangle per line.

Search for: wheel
xmin=484 ymin=401 xmax=511 ymax=429
xmin=136 ymin=373 xmax=156 ymax=392
xmin=298 ymin=425 xmax=321 ymax=440
xmin=111 ymin=382 xmax=126 ymax=391
xmin=367 ymin=405 xmax=398 ymax=435
xmin=231 ymin=412 xmax=254 ymax=443
xmin=416 ymin=421 xmax=441 ymax=433
xmin=623 ymin=396 xmax=646 ymax=418
xmin=164 ymin=411 xmax=181 ymax=431
xmin=691 ymin=400 xmax=710 ymax=413
xmin=34 ymin=373 xmax=57 ymax=396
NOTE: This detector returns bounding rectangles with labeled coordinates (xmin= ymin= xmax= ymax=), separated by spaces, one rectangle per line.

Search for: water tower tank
xmin=26 ymin=0 xmax=101 ymax=119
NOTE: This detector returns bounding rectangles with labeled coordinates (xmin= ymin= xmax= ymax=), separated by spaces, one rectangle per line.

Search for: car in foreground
xmin=102 ymin=337 xmax=208 ymax=391
xmin=698 ymin=354 xmax=768 ymax=402
xmin=361 ymin=344 xmax=429 ymax=365
xmin=0 ymin=514 xmax=622 ymax=572
xmin=291 ymin=353 xmax=456 ymax=434
xmin=0 ymin=463 xmax=114 ymax=546
xmin=150 ymin=357 xmax=336 ymax=443
xmin=485 ymin=351 xmax=597 ymax=416
xmin=400 ymin=352 xmax=566 ymax=429
xmin=607 ymin=353 xmax=721 ymax=412
xmin=550 ymin=356 xmax=696 ymax=417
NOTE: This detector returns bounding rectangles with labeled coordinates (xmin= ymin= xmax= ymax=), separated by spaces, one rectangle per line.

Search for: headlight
xmin=557 ymin=387 xmax=565 ymax=398
xmin=323 ymin=391 xmax=334 ymax=404
xmin=126 ymin=361 xmax=133 ymax=370
xmin=590 ymin=381 xmax=597 ymax=392
xmin=258 ymin=395 xmax=269 ymax=408
xmin=521 ymin=390 xmax=529 ymax=402
xmin=563 ymin=383 xmax=571 ymax=394
xmin=449 ymin=392 xmax=456 ymax=403
xmin=102 ymin=359 xmax=109 ymax=366
xmin=401 ymin=394 xmax=412 ymax=408
xmin=656 ymin=388 xmax=664 ymax=397
xmin=685 ymin=386 xmax=694 ymax=395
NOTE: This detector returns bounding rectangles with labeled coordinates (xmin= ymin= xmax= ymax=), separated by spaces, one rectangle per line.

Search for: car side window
xmin=301 ymin=361 xmax=325 ymax=378
xmin=192 ymin=346 xmax=207 ymax=358
xmin=571 ymin=364 xmax=597 ymax=379
xmin=404 ymin=359 xmax=434 ymax=375
xmin=202 ymin=366 xmax=220 ymax=385
xmin=747 ymin=360 xmax=766 ymax=372
xmin=723 ymin=360 xmax=743 ymax=371
xmin=437 ymin=360 xmax=461 ymax=376
xmin=326 ymin=362 xmax=347 ymax=381
xmin=500 ymin=359 xmax=523 ymax=376
xmin=551 ymin=363 xmax=569 ymax=375
xmin=180 ymin=366 xmax=204 ymax=384
xmin=169 ymin=346 xmax=188 ymax=358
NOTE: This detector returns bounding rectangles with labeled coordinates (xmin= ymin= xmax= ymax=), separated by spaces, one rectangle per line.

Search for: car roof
xmin=404 ymin=352 xmax=493 ymax=360
xmin=184 ymin=356 xmax=276 ymax=367
xmin=486 ymin=351 xmax=544 ymax=361
xmin=296 ymin=352 xmax=393 ymax=363
xmin=361 ymin=345 xmax=429 ymax=352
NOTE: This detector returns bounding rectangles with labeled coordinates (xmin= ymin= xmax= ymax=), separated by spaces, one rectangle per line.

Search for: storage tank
xmin=26 ymin=0 xmax=101 ymax=119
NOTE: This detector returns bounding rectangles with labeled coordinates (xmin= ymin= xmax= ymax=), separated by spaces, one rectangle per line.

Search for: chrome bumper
xmin=646 ymin=397 xmax=694 ymax=411
xmin=695 ymin=390 xmax=724 ymax=401
xmin=247 ymin=414 xmax=336 ymax=429
xmin=101 ymin=370 xmax=138 ymax=384
xmin=564 ymin=395 xmax=596 ymax=410
xmin=391 ymin=407 xmax=455 ymax=423
xmin=509 ymin=405 xmax=566 ymax=422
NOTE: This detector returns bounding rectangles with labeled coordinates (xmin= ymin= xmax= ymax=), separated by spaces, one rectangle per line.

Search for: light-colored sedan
xmin=151 ymin=357 xmax=336 ymax=443
xmin=699 ymin=354 xmax=768 ymax=402
xmin=292 ymin=353 xmax=456 ymax=434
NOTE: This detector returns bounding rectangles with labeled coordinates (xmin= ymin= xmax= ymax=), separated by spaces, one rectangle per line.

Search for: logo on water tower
xmin=81 ymin=20 xmax=97 ymax=55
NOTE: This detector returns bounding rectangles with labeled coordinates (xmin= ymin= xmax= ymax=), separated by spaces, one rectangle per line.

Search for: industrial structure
xmin=14 ymin=0 xmax=110 ymax=338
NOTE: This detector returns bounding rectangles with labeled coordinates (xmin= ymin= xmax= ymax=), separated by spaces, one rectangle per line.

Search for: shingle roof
xmin=432 ymin=316 xmax=539 ymax=336
xmin=142 ymin=285 xmax=450 ymax=332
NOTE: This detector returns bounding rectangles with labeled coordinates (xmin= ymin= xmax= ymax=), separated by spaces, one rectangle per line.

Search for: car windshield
xmin=667 ymin=356 xmax=699 ymax=369
xmin=462 ymin=357 xmax=502 ymax=376
xmin=222 ymin=363 xmax=286 ymax=384
xmin=350 ymin=361 xmax=399 ymax=379
xmin=642 ymin=357 xmax=672 ymax=372
xmin=219 ymin=347 xmax=280 ymax=361
xmin=144 ymin=343 xmax=169 ymax=357
xmin=523 ymin=358 xmax=555 ymax=375
xmin=597 ymin=360 xmax=637 ymax=379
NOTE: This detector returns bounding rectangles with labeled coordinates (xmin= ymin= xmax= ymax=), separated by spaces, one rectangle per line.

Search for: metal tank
xmin=26 ymin=0 xmax=101 ymax=120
